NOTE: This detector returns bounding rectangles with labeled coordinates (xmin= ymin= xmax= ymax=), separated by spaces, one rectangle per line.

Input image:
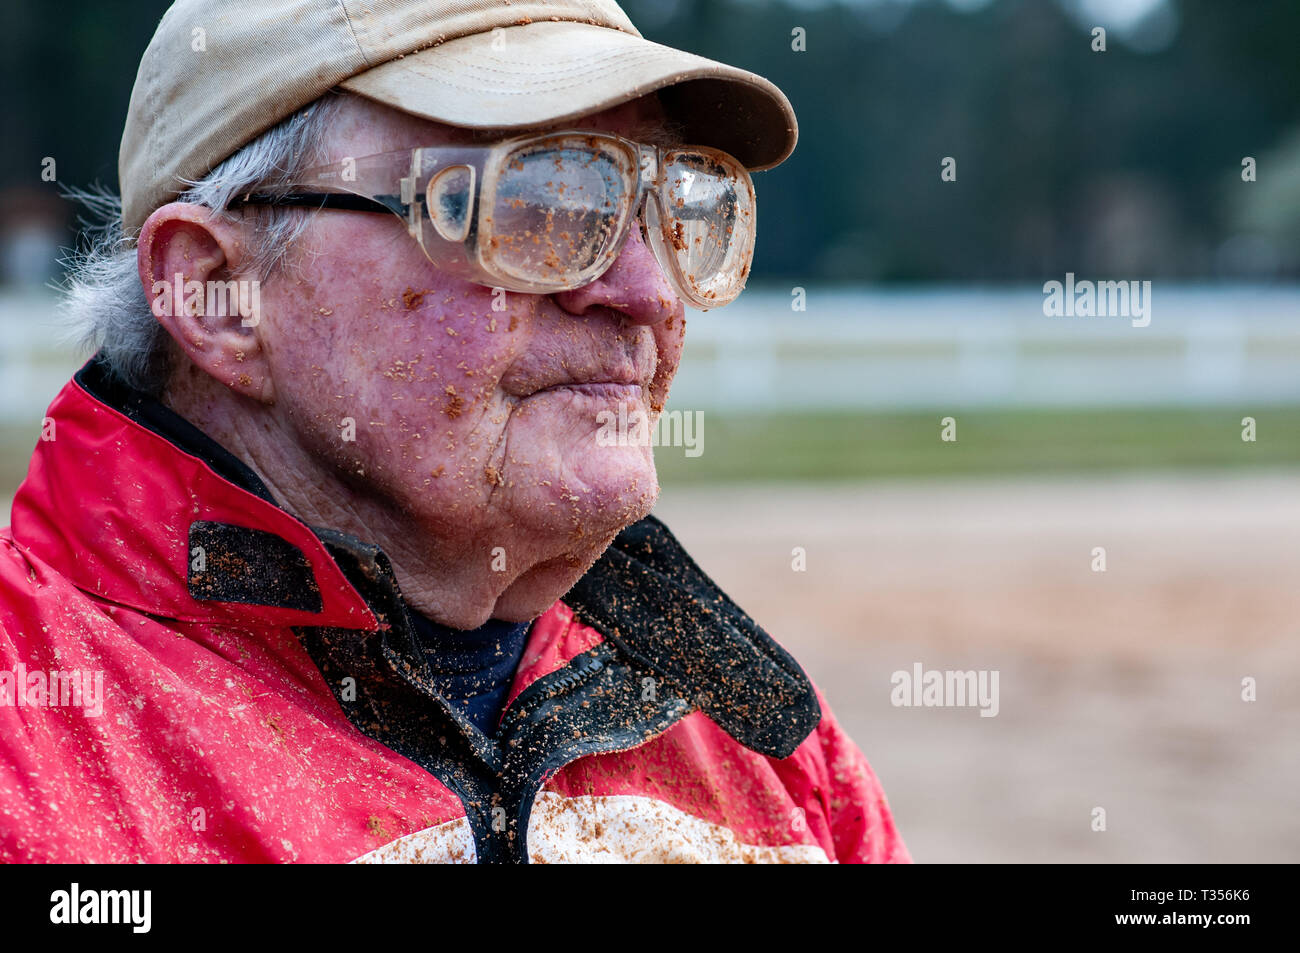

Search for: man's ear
xmin=137 ymin=203 xmax=274 ymax=403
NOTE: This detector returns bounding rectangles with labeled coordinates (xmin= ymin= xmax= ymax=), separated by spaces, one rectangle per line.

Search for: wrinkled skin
xmin=138 ymin=92 xmax=687 ymax=628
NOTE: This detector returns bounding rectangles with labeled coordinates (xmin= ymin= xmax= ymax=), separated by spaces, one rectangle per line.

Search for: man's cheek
xmin=380 ymin=306 xmax=521 ymax=414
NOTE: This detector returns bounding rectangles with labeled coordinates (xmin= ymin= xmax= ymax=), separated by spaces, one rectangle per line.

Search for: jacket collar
xmin=10 ymin=356 xmax=823 ymax=763
xmin=10 ymin=356 xmax=377 ymax=630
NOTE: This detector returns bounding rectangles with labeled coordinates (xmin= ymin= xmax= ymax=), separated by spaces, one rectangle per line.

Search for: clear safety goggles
xmin=229 ymin=130 xmax=758 ymax=310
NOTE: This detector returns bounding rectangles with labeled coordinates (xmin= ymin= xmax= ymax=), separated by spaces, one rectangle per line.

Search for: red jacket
xmin=0 ymin=357 xmax=909 ymax=863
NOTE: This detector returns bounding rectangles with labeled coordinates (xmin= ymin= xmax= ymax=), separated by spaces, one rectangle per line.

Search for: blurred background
xmin=2 ymin=0 xmax=1297 ymax=861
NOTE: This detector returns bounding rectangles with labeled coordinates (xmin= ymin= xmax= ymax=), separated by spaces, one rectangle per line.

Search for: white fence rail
xmin=670 ymin=285 xmax=1300 ymax=411
xmin=0 ymin=291 xmax=83 ymax=425
xmin=2 ymin=285 xmax=1297 ymax=423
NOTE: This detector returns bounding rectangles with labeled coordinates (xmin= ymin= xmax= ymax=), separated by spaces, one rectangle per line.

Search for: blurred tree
xmin=5 ymin=0 xmax=1297 ymax=283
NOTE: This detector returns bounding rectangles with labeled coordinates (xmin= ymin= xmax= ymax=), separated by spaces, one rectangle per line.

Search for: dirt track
xmin=653 ymin=470 xmax=1300 ymax=862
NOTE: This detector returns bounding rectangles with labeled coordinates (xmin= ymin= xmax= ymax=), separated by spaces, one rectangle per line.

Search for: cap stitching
xmin=392 ymin=49 xmax=701 ymax=93
xmin=336 ymin=0 xmax=372 ymax=68
xmin=346 ymin=15 xmax=641 ymax=78
xmin=437 ymin=45 xmax=698 ymax=81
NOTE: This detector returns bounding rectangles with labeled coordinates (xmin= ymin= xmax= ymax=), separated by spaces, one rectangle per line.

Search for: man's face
xmin=252 ymin=93 xmax=687 ymax=622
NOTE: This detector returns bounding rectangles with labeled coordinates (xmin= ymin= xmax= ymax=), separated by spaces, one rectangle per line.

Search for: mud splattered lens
xmin=484 ymin=139 xmax=637 ymax=289
xmin=648 ymin=149 xmax=756 ymax=309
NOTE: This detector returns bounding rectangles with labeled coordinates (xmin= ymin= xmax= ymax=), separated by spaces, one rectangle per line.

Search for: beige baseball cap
xmin=119 ymin=0 xmax=799 ymax=235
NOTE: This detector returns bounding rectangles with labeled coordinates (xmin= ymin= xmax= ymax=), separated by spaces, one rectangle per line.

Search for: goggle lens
xmin=485 ymin=139 xmax=636 ymax=288
xmin=652 ymin=149 xmax=755 ymax=307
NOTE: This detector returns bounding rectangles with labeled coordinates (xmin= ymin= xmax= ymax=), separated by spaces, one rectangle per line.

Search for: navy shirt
xmin=406 ymin=609 xmax=532 ymax=736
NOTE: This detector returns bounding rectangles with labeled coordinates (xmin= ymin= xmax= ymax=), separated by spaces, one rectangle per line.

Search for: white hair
xmin=59 ymin=92 xmax=344 ymax=395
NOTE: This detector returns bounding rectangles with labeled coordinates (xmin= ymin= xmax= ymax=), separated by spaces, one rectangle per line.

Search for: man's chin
xmin=500 ymin=415 xmax=660 ymax=520
xmin=497 ymin=456 xmax=659 ymax=599
xmin=534 ymin=450 xmax=660 ymax=532
xmin=491 ymin=531 xmax=624 ymax=622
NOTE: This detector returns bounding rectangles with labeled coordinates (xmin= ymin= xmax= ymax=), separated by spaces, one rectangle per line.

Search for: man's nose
xmin=551 ymin=218 xmax=679 ymax=326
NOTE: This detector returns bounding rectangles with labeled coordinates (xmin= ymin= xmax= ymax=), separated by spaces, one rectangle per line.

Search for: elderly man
xmin=0 ymin=0 xmax=908 ymax=863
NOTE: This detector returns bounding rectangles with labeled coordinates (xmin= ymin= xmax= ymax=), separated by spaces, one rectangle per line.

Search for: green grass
xmin=652 ymin=406 xmax=1300 ymax=484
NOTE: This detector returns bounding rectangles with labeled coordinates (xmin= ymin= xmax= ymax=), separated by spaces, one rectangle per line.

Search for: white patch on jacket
xmin=351 ymin=817 xmax=476 ymax=864
xmin=526 ymin=792 xmax=831 ymax=864
xmin=352 ymin=792 xmax=833 ymax=864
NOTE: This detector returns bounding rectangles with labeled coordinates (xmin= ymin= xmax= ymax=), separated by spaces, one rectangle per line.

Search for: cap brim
xmin=339 ymin=20 xmax=797 ymax=171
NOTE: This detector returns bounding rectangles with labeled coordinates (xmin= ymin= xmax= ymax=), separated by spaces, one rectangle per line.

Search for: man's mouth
xmin=533 ymin=381 xmax=644 ymax=400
